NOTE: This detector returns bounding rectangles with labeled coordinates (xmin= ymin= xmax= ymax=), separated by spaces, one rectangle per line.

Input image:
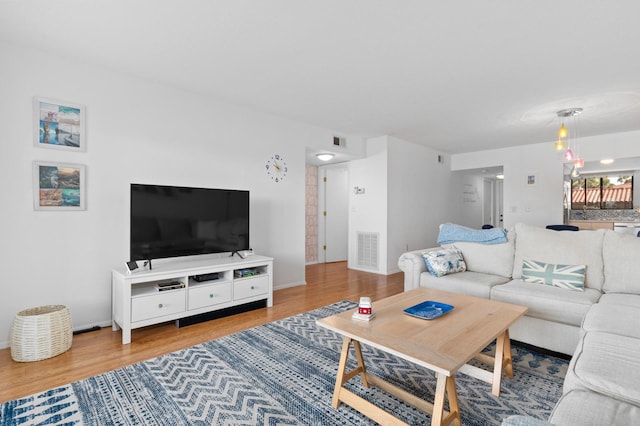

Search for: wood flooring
xmin=0 ymin=262 xmax=403 ymax=403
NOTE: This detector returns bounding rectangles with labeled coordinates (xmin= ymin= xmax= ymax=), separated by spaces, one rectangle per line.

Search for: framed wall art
xmin=33 ymin=161 xmax=86 ymax=211
xmin=33 ymin=97 xmax=86 ymax=152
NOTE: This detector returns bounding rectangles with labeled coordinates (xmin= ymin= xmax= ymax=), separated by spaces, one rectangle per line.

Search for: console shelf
xmin=112 ymin=255 xmax=273 ymax=344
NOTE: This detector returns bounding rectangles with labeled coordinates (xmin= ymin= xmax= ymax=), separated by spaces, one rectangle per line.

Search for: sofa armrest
xmin=398 ymin=248 xmax=436 ymax=292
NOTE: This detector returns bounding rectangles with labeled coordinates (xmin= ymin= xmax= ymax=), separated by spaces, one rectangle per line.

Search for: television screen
xmin=130 ymin=184 xmax=249 ymax=261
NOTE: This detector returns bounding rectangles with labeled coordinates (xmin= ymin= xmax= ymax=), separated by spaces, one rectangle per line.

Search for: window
xmin=571 ymin=175 xmax=633 ymax=209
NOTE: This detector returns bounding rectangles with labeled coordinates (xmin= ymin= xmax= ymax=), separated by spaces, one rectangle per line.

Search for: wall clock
xmin=266 ymin=154 xmax=287 ymax=182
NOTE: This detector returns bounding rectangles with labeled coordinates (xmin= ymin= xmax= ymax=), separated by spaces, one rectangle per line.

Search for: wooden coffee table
xmin=316 ymin=288 xmax=527 ymax=426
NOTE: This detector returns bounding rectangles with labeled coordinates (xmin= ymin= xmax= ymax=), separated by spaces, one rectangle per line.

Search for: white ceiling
xmin=2 ymin=1 xmax=640 ymax=155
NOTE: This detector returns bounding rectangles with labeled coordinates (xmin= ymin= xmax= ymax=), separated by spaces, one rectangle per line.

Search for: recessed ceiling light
xmin=496 ymin=174 xmax=504 ymax=180
xmin=600 ymin=158 xmax=615 ymax=165
xmin=316 ymin=153 xmax=334 ymax=161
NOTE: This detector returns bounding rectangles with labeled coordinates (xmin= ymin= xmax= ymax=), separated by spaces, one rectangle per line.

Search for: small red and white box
xmin=353 ymin=297 xmax=375 ymax=321
xmin=358 ymin=297 xmax=373 ymax=315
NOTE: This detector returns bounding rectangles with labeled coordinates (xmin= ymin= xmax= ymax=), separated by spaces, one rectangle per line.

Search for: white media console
xmin=112 ymin=254 xmax=273 ymax=344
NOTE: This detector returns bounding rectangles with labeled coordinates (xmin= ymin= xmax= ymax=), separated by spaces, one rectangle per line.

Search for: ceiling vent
xmin=333 ymin=136 xmax=346 ymax=148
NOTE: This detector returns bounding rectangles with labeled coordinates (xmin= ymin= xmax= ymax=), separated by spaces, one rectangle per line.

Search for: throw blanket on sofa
xmin=437 ymin=223 xmax=508 ymax=245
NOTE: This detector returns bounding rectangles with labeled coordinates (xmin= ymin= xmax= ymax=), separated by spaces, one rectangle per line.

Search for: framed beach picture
xmin=34 ymin=97 xmax=86 ymax=152
xmin=33 ymin=161 xmax=86 ymax=211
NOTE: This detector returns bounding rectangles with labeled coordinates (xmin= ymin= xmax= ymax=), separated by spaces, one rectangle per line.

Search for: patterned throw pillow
xmin=521 ymin=259 xmax=585 ymax=291
xmin=422 ymin=248 xmax=466 ymax=277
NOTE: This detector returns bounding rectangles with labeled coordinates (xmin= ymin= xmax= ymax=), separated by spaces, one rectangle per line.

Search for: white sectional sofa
xmin=398 ymin=223 xmax=640 ymax=425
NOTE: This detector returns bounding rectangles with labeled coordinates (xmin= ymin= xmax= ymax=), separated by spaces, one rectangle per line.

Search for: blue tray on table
xmin=403 ymin=300 xmax=454 ymax=320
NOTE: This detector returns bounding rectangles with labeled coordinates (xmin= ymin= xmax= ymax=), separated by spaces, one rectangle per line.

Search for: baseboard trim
xmin=274 ymin=280 xmax=306 ymax=290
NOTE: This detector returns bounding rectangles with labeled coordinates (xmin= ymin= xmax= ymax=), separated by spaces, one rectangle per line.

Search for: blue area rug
xmin=0 ymin=301 xmax=568 ymax=425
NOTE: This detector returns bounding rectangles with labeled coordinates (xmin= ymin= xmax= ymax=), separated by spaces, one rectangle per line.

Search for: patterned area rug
xmin=1 ymin=301 xmax=568 ymax=425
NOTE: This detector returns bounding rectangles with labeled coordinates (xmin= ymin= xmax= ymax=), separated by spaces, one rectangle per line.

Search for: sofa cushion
xmin=419 ymin=271 xmax=510 ymax=299
xmin=602 ymin=230 xmax=640 ymax=294
xmin=512 ymin=223 xmax=605 ymax=290
xmin=597 ymin=293 xmax=640 ymax=308
xmin=421 ymin=248 xmax=466 ymax=277
xmin=521 ymin=259 xmax=585 ymax=291
xmin=564 ymin=331 xmax=640 ymax=407
xmin=581 ymin=302 xmax=640 ymax=339
xmin=442 ymin=228 xmax=515 ymax=278
xmin=549 ymin=389 xmax=640 ymax=426
xmin=490 ymin=280 xmax=600 ymax=326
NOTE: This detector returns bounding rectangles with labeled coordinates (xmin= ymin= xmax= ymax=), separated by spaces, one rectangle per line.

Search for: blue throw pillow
xmin=422 ymin=248 xmax=466 ymax=277
xmin=521 ymin=259 xmax=585 ymax=291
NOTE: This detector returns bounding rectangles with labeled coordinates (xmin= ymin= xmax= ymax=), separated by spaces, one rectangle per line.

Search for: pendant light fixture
xmin=558 ymin=123 xmax=568 ymax=139
xmin=555 ymin=108 xmax=583 ymax=165
xmin=565 ymin=147 xmax=574 ymax=161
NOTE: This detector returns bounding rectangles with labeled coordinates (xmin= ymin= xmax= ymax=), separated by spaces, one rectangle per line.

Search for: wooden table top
xmin=317 ymin=288 xmax=527 ymax=376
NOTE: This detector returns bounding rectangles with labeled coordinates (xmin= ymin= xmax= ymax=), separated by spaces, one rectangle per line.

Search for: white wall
xmin=446 ymin=172 xmax=485 ymax=228
xmin=348 ymin=135 xmax=452 ymax=274
xmin=451 ymin=130 xmax=640 ymax=229
xmin=0 ymin=42 xmax=337 ymax=347
xmin=386 ymin=136 xmax=451 ymax=272
xmin=452 ymin=143 xmax=565 ymax=228
xmin=574 ymin=131 xmax=640 ymax=161
xmin=348 ymin=136 xmax=389 ymax=273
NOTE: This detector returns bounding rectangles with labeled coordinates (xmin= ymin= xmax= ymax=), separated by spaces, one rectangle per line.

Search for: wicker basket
xmin=10 ymin=305 xmax=73 ymax=362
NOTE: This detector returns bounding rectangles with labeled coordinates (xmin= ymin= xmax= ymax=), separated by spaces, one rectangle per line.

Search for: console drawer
xmin=189 ymin=282 xmax=232 ymax=310
xmin=131 ymin=290 xmax=185 ymax=322
xmin=234 ymin=275 xmax=269 ymax=300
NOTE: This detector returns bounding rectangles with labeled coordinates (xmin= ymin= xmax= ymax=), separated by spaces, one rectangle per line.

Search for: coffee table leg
xmin=332 ymin=337 xmax=371 ymax=408
xmin=432 ymin=373 xmax=460 ymax=426
xmin=352 ymin=340 xmax=370 ymax=388
xmin=331 ymin=337 xmax=460 ymax=425
xmin=332 ymin=336 xmax=352 ymax=408
xmin=492 ymin=330 xmax=514 ymax=396
xmin=503 ymin=329 xmax=514 ymax=379
xmin=446 ymin=375 xmax=460 ymax=425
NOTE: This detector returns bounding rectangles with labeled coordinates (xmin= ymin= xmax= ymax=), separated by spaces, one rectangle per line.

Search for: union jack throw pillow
xmin=521 ymin=259 xmax=585 ymax=291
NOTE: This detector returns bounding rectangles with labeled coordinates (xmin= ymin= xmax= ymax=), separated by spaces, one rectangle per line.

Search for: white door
xmin=320 ymin=166 xmax=349 ymax=262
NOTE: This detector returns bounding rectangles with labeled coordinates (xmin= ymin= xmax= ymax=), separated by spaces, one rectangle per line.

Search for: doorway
xmin=482 ymin=177 xmax=504 ymax=228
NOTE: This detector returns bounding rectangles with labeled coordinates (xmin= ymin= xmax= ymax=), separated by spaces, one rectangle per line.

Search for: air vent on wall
xmin=357 ymin=232 xmax=379 ymax=270
xmin=333 ymin=136 xmax=346 ymax=147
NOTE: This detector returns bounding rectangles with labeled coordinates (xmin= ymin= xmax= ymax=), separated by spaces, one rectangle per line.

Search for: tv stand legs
xmin=112 ymin=321 xmax=132 ymax=344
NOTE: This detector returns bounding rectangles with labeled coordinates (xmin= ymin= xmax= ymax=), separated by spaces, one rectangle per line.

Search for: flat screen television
xmin=130 ymin=184 xmax=249 ymax=262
